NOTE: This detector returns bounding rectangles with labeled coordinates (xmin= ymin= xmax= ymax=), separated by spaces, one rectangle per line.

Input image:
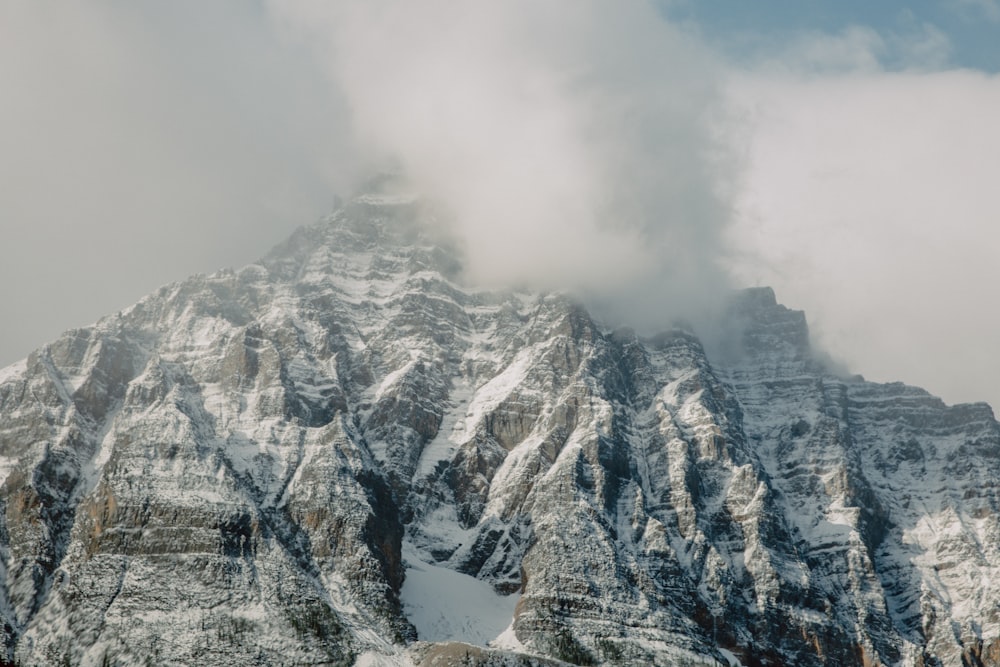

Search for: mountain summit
xmin=1 ymin=193 xmax=998 ymax=666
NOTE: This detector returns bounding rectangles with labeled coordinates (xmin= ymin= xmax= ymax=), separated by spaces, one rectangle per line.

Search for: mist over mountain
xmin=3 ymin=0 xmax=1000 ymax=409
xmin=2 ymin=4 xmax=1000 ymax=663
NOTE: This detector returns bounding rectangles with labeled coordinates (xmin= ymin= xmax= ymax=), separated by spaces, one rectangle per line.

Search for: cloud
xmin=1 ymin=0 xmax=737 ymax=361
xmin=0 ymin=0 xmax=348 ymax=364
xmin=949 ymin=0 xmax=1000 ymax=23
xmin=266 ymin=0 xmax=738 ymax=325
xmin=3 ymin=0 xmax=997 ymax=416
xmin=727 ymin=68 xmax=1000 ymax=408
xmin=751 ymin=21 xmax=952 ymax=74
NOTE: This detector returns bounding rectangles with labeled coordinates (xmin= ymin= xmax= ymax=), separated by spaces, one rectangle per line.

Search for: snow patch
xmin=0 ymin=359 xmax=27 ymax=385
xmin=458 ymin=347 xmax=537 ymax=441
xmin=401 ymin=544 xmax=519 ymax=647
xmin=355 ymin=650 xmax=415 ymax=667
xmin=414 ymin=378 xmax=476 ymax=479
xmin=375 ymin=358 xmax=419 ymax=403
xmin=0 ymin=459 xmax=14 ymax=488
xmin=355 ymin=193 xmax=418 ymax=206
xmin=718 ymin=647 xmax=743 ymax=666
xmin=491 ymin=621 xmax=527 ymax=653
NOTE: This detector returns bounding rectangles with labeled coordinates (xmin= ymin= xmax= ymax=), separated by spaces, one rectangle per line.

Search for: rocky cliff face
xmin=1 ymin=190 xmax=999 ymax=666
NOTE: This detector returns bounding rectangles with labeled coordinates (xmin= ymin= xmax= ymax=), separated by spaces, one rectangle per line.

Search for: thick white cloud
xmin=728 ymin=69 xmax=1000 ymax=408
xmin=2 ymin=1 xmax=998 ymax=414
xmin=267 ymin=0 xmax=736 ymax=322
xmin=0 ymin=0 xmax=347 ymax=364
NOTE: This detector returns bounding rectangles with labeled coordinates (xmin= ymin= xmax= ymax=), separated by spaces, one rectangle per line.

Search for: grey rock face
xmin=1 ymin=193 xmax=998 ymax=666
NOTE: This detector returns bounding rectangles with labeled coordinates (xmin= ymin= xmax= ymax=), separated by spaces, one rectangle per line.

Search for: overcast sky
xmin=1 ymin=1 xmax=998 ymax=410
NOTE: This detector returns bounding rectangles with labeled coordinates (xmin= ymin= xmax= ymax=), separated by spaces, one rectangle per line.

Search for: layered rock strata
xmin=1 ymin=192 xmax=998 ymax=666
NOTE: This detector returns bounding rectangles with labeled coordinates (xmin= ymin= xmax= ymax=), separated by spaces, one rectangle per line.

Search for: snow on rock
xmin=0 ymin=359 xmax=26 ymax=385
xmin=355 ymin=650 xmax=416 ymax=667
xmin=401 ymin=544 xmax=519 ymax=646
xmin=1 ymin=187 xmax=999 ymax=666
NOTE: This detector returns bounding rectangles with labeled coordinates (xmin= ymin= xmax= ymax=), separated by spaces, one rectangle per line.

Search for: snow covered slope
xmin=0 ymin=185 xmax=998 ymax=666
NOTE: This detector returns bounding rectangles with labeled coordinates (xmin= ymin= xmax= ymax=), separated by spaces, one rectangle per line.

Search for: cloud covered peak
xmin=268 ymin=0 xmax=738 ymax=324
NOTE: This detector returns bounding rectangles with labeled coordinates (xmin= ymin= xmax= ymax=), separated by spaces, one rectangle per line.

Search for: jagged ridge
xmin=0 ymin=191 xmax=999 ymax=666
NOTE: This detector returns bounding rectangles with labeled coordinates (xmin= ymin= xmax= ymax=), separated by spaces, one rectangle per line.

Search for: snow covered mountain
xmin=1 ymin=187 xmax=999 ymax=666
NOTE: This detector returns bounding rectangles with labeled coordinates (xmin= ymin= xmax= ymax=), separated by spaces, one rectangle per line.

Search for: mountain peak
xmin=715 ymin=285 xmax=812 ymax=367
xmin=733 ymin=285 xmax=777 ymax=310
xmin=261 ymin=185 xmax=463 ymax=288
xmin=1 ymin=204 xmax=999 ymax=666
